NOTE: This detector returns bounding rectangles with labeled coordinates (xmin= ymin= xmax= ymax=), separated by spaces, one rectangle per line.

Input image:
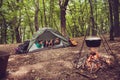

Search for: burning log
xmin=99 ymin=53 xmax=115 ymax=66
xmin=85 ymin=52 xmax=101 ymax=71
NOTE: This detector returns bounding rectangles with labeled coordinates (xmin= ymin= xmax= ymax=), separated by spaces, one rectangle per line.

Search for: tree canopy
xmin=0 ymin=0 xmax=119 ymax=44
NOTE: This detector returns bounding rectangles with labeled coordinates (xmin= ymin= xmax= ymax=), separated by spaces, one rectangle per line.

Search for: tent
xmin=27 ymin=28 xmax=70 ymax=52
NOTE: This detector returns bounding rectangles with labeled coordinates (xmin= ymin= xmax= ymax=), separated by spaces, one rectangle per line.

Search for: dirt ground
xmin=0 ymin=37 xmax=120 ymax=80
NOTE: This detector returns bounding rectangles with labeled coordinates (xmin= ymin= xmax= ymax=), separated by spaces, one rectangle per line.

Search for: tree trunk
xmin=89 ymin=0 xmax=96 ymax=36
xmin=14 ymin=14 xmax=22 ymax=43
xmin=49 ymin=0 xmax=54 ymax=28
xmin=0 ymin=0 xmax=3 ymax=8
xmin=0 ymin=13 xmax=7 ymax=44
xmin=43 ymin=0 xmax=47 ymax=27
xmin=60 ymin=6 xmax=66 ymax=36
xmin=10 ymin=26 xmax=14 ymax=43
xmin=59 ymin=0 xmax=69 ymax=37
xmin=113 ymin=0 xmax=119 ymax=37
xmin=15 ymin=6 xmax=22 ymax=43
xmin=15 ymin=27 xmax=21 ymax=43
xmin=53 ymin=16 xmax=59 ymax=30
xmin=39 ymin=10 xmax=44 ymax=28
xmin=34 ymin=0 xmax=39 ymax=31
xmin=108 ymin=0 xmax=114 ymax=41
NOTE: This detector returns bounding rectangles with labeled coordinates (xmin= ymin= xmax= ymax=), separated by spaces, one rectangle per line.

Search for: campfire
xmin=76 ymin=36 xmax=115 ymax=73
xmin=86 ymin=48 xmax=101 ymax=71
xmin=76 ymin=47 xmax=114 ymax=73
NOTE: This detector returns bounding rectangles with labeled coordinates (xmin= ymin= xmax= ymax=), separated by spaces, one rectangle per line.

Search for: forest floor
xmin=0 ymin=36 xmax=120 ymax=80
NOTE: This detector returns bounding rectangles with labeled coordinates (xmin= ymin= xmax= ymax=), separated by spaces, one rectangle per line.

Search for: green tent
xmin=27 ymin=28 xmax=70 ymax=52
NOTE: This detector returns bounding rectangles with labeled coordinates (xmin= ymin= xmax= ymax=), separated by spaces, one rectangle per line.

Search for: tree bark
xmin=43 ymin=0 xmax=47 ymax=27
xmin=15 ymin=14 xmax=22 ymax=43
xmin=59 ymin=0 xmax=69 ymax=37
xmin=15 ymin=1 xmax=22 ymax=43
xmin=0 ymin=13 xmax=7 ymax=44
xmin=108 ymin=0 xmax=114 ymax=41
xmin=49 ymin=0 xmax=54 ymax=28
xmin=89 ymin=0 xmax=96 ymax=36
xmin=53 ymin=16 xmax=59 ymax=30
xmin=0 ymin=0 xmax=3 ymax=8
xmin=113 ymin=0 xmax=119 ymax=37
xmin=10 ymin=25 xmax=14 ymax=43
xmin=34 ymin=0 xmax=39 ymax=31
xmin=39 ymin=10 xmax=44 ymax=28
xmin=15 ymin=27 xmax=21 ymax=43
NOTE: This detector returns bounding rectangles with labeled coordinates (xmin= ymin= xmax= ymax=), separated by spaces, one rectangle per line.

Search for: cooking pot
xmin=85 ymin=37 xmax=101 ymax=47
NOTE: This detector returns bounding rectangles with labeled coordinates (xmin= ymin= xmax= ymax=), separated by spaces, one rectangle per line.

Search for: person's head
xmin=54 ymin=38 xmax=60 ymax=44
xmin=39 ymin=40 xmax=43 ymax=44
xmin=50 ymin=39 xmax=53 ymax=42
xmin=55 ymin=38 xmax=59 ymax=42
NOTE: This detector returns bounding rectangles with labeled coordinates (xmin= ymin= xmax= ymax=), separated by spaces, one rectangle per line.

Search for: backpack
xmin=15 ymin=40 xmax=30 ymax=54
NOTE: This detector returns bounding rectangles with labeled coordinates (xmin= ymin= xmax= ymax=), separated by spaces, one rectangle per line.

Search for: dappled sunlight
xmin=8 ymin=57 xmax=15 ymax=62
xmin=8 ymin=62 xmax=49 ymax=79
xmin=8 ymin=59 xmax=73 ymax=79
xmin=55 ymin=60 xmax=73 ymax=69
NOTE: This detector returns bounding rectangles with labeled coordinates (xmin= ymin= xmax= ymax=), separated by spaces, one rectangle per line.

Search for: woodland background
xmin=0 ymin=0 xmax=120 ymax=44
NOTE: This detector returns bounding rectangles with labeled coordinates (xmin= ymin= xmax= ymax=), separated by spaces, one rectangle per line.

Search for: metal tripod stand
xmin=77 ymin=28 xmax=114 ymax=73
xmin=78 ymin=28 xmax=113 ymax=58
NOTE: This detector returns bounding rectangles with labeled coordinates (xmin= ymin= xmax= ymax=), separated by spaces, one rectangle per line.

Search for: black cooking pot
xmin=85 ymin=37 xmax=101 ymax=47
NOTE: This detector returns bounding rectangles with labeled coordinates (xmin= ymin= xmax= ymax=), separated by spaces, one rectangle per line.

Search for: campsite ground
xmin=0 ymin=36 xmax=120 ymax=80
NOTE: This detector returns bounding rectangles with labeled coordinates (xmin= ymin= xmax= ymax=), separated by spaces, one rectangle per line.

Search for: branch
xmin=59 ymin=0 xmax=69 ymax=7
xmin=64 ymin=0 xmax=69 ymax=7
xmin=0 ymin=0 xmax=3 ymax=8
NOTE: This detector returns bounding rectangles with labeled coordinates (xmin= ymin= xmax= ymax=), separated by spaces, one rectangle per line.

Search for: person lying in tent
xmin=36 ymin=40 xmax=44 ymax=48
xmin=43 ymin=39 xmax=54 ymax=47
xmin=54 ymin=38 xmax=60 ymax=45
xmin=53 ymin=38 xmax=64 ymax=48
xmin=29 ymin=40 xmax=44 ymax=52
xmin=44 ymin=40 xmax=49 ymax=47
xmin=48 ymin=39 xmax=54 ymax=47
